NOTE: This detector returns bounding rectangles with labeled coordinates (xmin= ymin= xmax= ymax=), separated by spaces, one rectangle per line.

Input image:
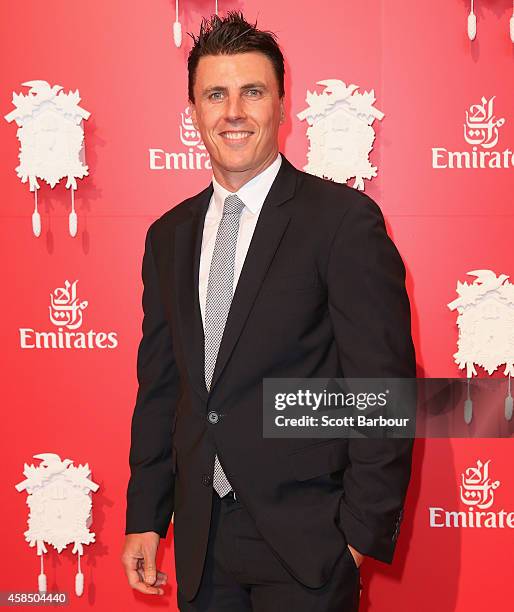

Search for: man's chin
xmin=212 ymin=156 xmax=255 ymax=174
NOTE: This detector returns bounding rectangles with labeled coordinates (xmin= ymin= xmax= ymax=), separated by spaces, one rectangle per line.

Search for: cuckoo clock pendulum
xmin=172 ymin=0 xmax=221 ymax=47
xmin=467 ymin=0 xmax=514 ymax=42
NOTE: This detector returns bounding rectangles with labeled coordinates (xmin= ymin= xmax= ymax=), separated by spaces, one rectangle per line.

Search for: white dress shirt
xmin=199 ymin=152 xmax=283 ymax=327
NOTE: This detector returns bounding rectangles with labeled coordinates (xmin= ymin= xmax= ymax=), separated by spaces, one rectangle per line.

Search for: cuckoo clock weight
xmin=4 ymin=80 xmax=90 ymax=238
xmin=15 ymin=453 xmax=99 ymax=597
xmin=466 ymin=0 xmax=514 ymax=43
xmin=172 ymin=0 xmax=221 ymax=47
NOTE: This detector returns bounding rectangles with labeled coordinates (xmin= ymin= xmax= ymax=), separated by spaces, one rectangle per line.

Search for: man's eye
xmin=246 ymin=89 xmax=261 ymax=97
xmin=209 ymin=92 xmax=223 ymax=100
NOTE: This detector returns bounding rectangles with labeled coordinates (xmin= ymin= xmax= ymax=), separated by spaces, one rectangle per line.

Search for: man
xmin=121 ymin=11 xmax=416 ymax=612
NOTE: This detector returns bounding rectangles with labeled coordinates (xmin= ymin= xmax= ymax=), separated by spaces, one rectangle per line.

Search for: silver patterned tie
xmin=204 ymin=193 xmax=245 ymax=497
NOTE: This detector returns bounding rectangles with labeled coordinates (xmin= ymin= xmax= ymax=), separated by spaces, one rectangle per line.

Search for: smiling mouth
xmin=219 ymin=131 xmax=254 ymax=141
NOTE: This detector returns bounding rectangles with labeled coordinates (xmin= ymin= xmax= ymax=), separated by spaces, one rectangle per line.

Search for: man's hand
xmin=121 ymin=532 xmax=167 ymax=595
xmin=347 ymin=544 xmax=365 ymax=569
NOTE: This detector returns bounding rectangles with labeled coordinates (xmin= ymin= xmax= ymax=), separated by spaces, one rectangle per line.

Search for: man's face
xmin=190 ymin=51 xmax=285 ymax=181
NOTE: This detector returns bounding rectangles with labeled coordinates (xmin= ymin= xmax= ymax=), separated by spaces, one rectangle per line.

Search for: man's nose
xmin=225 ymin=94 xmax=246 ymax=122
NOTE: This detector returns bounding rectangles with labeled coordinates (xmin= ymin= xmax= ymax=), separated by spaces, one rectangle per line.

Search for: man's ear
xmin=279 ymin=98 xmax=285 ymax=124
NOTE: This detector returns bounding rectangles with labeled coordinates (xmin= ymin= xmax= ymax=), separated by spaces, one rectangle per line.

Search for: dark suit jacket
xmin=125 ymin=153 xmax=416 ymax=601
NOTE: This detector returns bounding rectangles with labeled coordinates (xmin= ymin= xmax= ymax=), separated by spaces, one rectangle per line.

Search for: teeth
xmin=222 ymin=131 xmax=251 ymax=140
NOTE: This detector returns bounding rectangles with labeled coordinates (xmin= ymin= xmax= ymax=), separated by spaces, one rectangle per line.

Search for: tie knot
xmin=223 ymin=194 xmax=245 ymax=216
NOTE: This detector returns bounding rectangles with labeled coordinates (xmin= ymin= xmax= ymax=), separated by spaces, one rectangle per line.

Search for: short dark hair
xmin=187 ymin=11 xmax=285 ymax=103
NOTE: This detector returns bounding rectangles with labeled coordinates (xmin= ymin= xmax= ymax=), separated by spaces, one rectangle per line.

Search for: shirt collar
xmin=210 ymin=152 xmax=282 ymax=215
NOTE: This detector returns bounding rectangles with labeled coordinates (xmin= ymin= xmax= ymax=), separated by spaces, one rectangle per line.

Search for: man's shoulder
xmin=147 ymin=183 xmax=212 ymax=238
xmin=294 ymin=167 xmax=384 ymax=223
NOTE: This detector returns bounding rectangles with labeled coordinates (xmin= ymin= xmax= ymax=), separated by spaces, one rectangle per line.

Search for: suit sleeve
xmin=326 ymin=192 xmax=416 ymax=563
xmin=125 ymin=223 xmax=180 ymax=538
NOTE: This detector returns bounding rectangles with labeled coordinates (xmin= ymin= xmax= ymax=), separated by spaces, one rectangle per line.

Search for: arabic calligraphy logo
xmin=49 ymin=280 xmax=88 ymax=330
xmin=432 ymin=94 xmax=513 ymax=169
xmin=148 ymin=106 xmax=211 ymax=171
xmin=179 ymin=106 xmax=206 ymax=150
xmin=19 ymin=279 xmax=117 ymax=349
xmin=460 ymin=459 xmax=500 ymax=510
xmin=428 ymin=458 xmax=512 ymax=528
xmin=464 ymin=96 xmax=505 ymax=150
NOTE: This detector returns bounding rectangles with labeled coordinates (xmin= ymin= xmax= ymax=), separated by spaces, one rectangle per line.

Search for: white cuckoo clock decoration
xmin=4 ymin=80 xmax=90 ymax=238
xmin=297 ymin=79 xmax=384 ymax=191
xmin=448 ymin=270 xmax=514 ymax=424
xmin=448 ymin=270 xmax=514 ymax=377
xmin=15 ymin=453 xmax=99 ymax=597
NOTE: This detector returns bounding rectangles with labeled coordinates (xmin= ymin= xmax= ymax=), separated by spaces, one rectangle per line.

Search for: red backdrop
xmin=1 ymin=1 xmax=513 ymax=610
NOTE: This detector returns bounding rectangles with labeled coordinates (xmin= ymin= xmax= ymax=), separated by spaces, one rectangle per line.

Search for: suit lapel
xmin=174 ymin=185 xmax=212 ymax=402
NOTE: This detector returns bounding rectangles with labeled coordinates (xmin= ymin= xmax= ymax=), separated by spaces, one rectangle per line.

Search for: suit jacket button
xmin=207 ymin=411 xmax=219 ymax=424
xmin=202 ymin=474 xmax=213 ymax=486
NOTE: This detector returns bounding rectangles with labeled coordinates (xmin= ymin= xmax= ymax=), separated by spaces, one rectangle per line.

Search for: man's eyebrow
xmin=202 ymin=82 xmax=268 ymax=95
